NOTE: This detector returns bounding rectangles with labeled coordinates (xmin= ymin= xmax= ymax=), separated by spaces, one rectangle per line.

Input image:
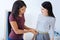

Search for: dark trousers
xmin=8 ymin=37 xmax=24 ymax=40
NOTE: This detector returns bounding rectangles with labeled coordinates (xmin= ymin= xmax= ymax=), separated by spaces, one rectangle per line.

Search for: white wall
xmin=0 ymin=0 xmax=60 ymax=40
xmin=0 ymin=0 xmax=16 ymax=40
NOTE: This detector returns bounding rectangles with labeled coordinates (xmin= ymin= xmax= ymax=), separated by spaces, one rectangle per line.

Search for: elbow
xmin=15 ymin=31 xmax=18 ymax=34
xmin=13 ymin=29 xmax=24 ymax=34
xmin=14 ymin=29 xmax=19 ymax=34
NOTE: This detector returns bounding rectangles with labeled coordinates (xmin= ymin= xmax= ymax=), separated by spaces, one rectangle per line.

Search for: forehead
xmin=21 ymin=6 xmax=26 ymax=9
xmin=41 ymin=6 xmax=44 ymax=9
xmin=19 ymin=6 xmax=26 ymax=11
xmin=41 ymin=6 xmax=47 ymax=10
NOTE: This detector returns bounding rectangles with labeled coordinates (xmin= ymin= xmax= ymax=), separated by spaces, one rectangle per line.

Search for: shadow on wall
xmin=6 ymin=11 xmax=11 ymax=40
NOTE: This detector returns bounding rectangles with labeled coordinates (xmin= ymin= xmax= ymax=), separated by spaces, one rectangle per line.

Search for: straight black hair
xmin=41 ymin=1 xmax=55 ymax=18
xmin=12 ymin=1 xmax=26 ymax=18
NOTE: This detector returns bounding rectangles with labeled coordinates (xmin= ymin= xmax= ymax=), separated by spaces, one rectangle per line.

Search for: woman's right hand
xmin=29 ymin=29 xmax=38 ymax=35
xmin=24 ymin=29 xmax=38 ymax=35
xmin=24 ymin=29 xmax=30 ymax=33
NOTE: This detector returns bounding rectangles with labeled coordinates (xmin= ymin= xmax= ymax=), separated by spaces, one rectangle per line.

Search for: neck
xmin=42 ymin=13 xmax=48 ymax=16
xmin=19 ymin=14 xmax=22 ymax=17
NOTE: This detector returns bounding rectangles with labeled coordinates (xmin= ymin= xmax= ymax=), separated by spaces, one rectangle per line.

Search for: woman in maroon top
xmin=8 ymin=0 xmax=38 ymax=40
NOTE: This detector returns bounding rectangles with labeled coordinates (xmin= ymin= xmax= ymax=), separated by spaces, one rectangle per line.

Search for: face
xmin=19 ymin=6 xmax=26 ymax=15
xmin=41 ymin=6 xmax=48 ymax=16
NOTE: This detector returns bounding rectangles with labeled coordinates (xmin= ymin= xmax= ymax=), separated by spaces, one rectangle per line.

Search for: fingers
xmin=24 ymin=29 xmax=38 ymax=35
xmin=31 ymin=29 xmax=38 ymax=34
xmin=31 ymin=30 xmax=38 ymax=35
xmin=31 ymin=29 xmax=38 ymax=33
xmin=24 ymin=29 xmax=30 ymax=33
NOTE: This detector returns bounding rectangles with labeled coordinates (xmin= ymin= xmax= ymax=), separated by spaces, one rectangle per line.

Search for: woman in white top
xmin=32 ymin=1 xmax=56 ymax=40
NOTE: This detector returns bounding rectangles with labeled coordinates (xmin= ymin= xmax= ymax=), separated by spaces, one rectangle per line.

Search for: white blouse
xmin=36 ymin=14 xmax=56 ymax=38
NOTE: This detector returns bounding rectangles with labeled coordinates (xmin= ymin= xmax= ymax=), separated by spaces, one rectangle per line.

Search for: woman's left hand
xmin=29 ymin=28 xmax=38 ymax=35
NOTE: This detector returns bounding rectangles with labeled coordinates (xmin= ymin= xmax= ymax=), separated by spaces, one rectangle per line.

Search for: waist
xmin=9 ymin=31 xmax=23 ymax=39
xmin=38 ymin=31 xmax=48 ymax=34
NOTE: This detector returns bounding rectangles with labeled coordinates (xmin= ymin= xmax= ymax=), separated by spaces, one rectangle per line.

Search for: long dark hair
xmin=12 ymin=1 xmax=26 ymax=18
xmin=41 ymin=1 xmax=55 ymax=18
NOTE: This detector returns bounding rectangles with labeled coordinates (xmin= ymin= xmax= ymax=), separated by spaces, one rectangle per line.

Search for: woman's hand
xmin=24 ymin=28 xmax=38 ymax=35
xmin=29 ymin=28 xmax=38 ymax=35
xmin=24 ymin=29 xmax=30 ymax=33
xmin=24 ymin=25 xmax=38 ymax=35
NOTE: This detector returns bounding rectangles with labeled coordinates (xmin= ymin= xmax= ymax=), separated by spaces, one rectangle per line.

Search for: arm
xmin=10 ymin=21 xmax=29 ymax=34
xmin=50 ymin=25 xmax=54 ymax=40
xmin=24 ymin=25 xmax=38 ymax=35
xmin=24 ymin=25 xmax=37 ymax=32
xmin=49 ymin=18 xmax=56 ymax=40
xmin=24 ymin=25 xmax=32 ymax=30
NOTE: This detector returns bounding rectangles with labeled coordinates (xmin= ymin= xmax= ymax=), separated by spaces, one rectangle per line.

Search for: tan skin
xmin=10 ymin=6 xmax=38 ymax=36
xmin=32 ymin=6 xmax=54 ymax=40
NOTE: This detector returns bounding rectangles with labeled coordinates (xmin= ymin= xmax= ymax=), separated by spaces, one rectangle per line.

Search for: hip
xmin=35 ymin=33 xmax=50 ymax=40
xmin=9 ymin=31 xmax=23 ymax=39
xmin=8 ymin=37 xmax=24 ymax=40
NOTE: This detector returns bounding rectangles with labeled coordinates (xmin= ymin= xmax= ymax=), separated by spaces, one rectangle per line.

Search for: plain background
xmin=0 ymin=0 xmax=60 ymax=40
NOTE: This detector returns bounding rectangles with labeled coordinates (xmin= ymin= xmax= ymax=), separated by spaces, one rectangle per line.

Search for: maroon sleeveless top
xmin=9 ymin=14 xmax=25 ymax=39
